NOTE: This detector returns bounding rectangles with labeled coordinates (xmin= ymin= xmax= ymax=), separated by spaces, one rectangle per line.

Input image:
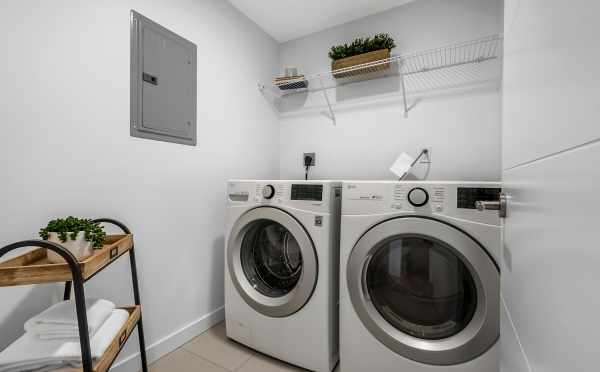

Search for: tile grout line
xmin=179 ymin=348 xmax=233 ymax=371
xmin=180 ymin=343 xmax=240 ymax=371
xmin=177 ymin=322 xmax=299 ymax=372
xmin=180 ymin=322 xmax=255 ymax=372
xmin=147 ymin=344 xmax=195 ymax=369
xmin=233 ymin=351 xmax=257 ymax=371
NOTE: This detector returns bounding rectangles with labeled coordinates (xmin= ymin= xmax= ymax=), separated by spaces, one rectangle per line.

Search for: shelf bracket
xmin=318 ymin=76 xmax=336 ymax=125
xmin=399 ymin=65 xmax=409 ymax=118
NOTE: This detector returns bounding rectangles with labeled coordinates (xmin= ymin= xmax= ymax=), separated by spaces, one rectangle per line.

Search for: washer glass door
xmin=228 ymin=207 xmax=318 ymax=318
xmin=241 ymin=220 xmax=303 ymax=298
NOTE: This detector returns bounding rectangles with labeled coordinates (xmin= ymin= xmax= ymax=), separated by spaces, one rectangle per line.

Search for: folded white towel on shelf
xmin=24 ymin=298 xmax=115 ymax=340
xmin=0 ymin=309 xmax=129 ymax=372
xmin=0 ymin=360 xmax=78 ymax=372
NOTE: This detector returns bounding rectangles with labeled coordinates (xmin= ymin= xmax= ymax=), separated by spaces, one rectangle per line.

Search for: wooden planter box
xmin=332 ymin=49 xmax=391 ymax=79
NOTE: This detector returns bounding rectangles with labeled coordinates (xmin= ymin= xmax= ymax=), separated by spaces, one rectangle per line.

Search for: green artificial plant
xmin=328 ymin=33 xmax=397 ymax=61
xmin=39 ymin=216 xmax=106 ymax=249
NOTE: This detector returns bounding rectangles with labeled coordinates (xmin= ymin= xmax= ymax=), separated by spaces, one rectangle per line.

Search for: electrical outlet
xmin=303 ymin=152 xmax=316 ymax=166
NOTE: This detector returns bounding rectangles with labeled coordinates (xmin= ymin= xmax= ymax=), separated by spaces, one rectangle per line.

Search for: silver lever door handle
xmin=475 ymin=192 xmax=507 ymax=218
xmin=475 ymin=201 xmax=500 ymax=210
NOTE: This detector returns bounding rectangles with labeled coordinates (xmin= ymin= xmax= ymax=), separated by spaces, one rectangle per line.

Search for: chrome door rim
xmin=347 ymin=216 xmax=499 ymax=365
xmin=228 ymin=207 xmax=318 ymax=318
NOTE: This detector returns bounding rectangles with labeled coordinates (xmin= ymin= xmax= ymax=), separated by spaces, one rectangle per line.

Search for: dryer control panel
xmin=342 ymin=181 xmax=501 ymax=226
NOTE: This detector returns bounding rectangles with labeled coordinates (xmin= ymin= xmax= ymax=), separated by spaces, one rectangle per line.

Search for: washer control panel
xmin=291 ymin=184 xmax=323 ymax=201
xmin=342 ymin=181 xmax=501 ymax=226
xmin=254 ymin=183 xmax=288 ymax=203
xmin=391 ymin=183 xmax=446 ymax=212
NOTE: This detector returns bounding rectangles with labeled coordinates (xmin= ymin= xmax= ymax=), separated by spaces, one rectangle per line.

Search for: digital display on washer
xmin=457 ymin=187 xmax=501 ymax=209
xmin=291 ymin=184 xmax=323 ymax=201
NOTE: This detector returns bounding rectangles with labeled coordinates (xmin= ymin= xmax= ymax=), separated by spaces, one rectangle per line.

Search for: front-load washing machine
xmin=340 ymin=181 xmax=501 ymax=372
xmin=225 ymin=180 xmax=341 ymax=372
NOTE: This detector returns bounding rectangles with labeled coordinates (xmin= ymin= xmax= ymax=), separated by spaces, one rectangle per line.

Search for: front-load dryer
xmin=340 ymin=181 xmax=501 ymax=372
xmin=225 ymin=180 xmax=341 ymax=372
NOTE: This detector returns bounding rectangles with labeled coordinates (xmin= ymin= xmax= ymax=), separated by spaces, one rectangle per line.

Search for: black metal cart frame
xmin=0 ymin=218 xmax=148 ymax=372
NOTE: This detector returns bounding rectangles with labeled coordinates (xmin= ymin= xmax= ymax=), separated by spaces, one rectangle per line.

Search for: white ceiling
xmin=228 ymin=0 xmax=416 ymax=43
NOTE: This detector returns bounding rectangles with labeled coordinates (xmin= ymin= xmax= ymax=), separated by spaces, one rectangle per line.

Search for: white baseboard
xmin=111 ymin=306 xmax=225 ymax=372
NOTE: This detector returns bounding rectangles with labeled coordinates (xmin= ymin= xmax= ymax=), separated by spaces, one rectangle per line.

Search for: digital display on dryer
xmin=457 ymin=188 xmax=501 ymax=209
xmin=291 ymin=184 xmax=323 ymax=201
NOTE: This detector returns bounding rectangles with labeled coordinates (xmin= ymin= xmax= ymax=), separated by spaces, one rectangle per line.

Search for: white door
xmin=501 ymin=1 xmax=600 ymax=371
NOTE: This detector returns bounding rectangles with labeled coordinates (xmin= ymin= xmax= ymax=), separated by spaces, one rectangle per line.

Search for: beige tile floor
xmin=149 ymin=322 xmax=340 ymax=372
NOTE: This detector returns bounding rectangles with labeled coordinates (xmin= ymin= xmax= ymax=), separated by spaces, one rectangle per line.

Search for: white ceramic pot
xmin=46 ymin=231 xmax=93 ymax=263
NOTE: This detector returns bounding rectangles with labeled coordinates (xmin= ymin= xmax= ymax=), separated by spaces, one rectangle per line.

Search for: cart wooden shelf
xmin=0 ymin=219 xmax=148 ymax=372
xmin=0 ymin=234 xmax=133 ymax=286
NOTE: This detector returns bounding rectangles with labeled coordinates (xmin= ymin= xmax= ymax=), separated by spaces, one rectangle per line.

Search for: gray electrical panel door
xmin=130 ymin=10 xmax=197 ymax=146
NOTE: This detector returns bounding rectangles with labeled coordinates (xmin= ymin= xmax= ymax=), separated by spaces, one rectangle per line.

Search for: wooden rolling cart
xmin=0 ymin=219 xmax=148 ymax=372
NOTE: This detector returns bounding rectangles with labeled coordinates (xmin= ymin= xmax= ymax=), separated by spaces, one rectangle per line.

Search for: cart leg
xmin=130 ymin=247 xmax=148 ymax=372
xmin=91 ymin=218 xmax=148 ymax=371
xmin=73 ymin=276 xmax=93 ymax=372
xmin=63 ymin=281 xmax=72 ymax=300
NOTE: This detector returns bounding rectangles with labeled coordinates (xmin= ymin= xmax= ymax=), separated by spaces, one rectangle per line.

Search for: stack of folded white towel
xmin=0 ymin=298 xmax=129 ymax=372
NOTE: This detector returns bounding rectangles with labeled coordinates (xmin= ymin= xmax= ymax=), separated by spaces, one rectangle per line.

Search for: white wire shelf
xmin=260 ymin=34 xmax=503 ymax=123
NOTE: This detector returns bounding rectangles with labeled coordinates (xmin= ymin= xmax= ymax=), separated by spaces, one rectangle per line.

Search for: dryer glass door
xmin=347 ymin=216 xmax=499 ymax=365
xmin=365 ymin=235 xmax=477 ymax=340
xmin=228 ymin=207 xmax=318 ymax=318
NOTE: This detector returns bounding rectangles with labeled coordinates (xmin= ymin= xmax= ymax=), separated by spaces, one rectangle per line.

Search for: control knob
xmin=262 ymin=185 xmax=276 ymax=199
xmin=408 ymin=187 xmax=429 ymax=207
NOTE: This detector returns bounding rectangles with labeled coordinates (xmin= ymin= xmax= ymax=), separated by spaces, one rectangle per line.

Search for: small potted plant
xmin=39 ymin=217 xmax=106 ymax=263
xmin=329 ymin=33 xmax=397 ymax=78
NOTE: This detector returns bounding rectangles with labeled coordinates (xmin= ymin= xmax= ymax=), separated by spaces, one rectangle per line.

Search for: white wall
xmin=278 ymin=0 xmax=504 ymax=181
xmin=0 ymin=0 xmax=279 ymax=370
xmin=501 ymin=1 xmax=600 ymax=371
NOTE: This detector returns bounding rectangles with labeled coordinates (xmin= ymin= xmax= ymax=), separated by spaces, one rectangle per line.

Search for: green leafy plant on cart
xmin=40 ymin=216 xmax=106 ymax=249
